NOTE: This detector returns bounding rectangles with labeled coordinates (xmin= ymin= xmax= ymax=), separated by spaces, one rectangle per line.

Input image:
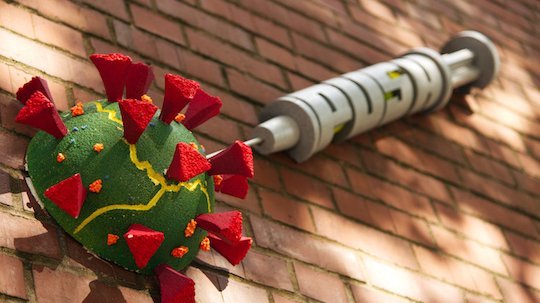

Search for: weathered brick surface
xmin=0 ymin=0 xmax=539 ymax=302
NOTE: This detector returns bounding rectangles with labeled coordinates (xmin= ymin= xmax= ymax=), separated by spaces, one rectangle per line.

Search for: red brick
xmin=273 ymin=293 xmax=304 ymax=303
xmin=279 ymin=153 xmax=348 ymax=188
xmin=0 ymin=170 xmax=13 ymax=206
xmin=390 ymin=210 xmax=435 ymax=246
xmin=81 ymin=0 xmax=130 ymax=21
xmin=513 ymin=170 xmax=540 ymax=197
xmin=156 ymin=0 xmax=254 ymax=51
xmin=323 ymin=142 xmax=364 ymax=168
xmin=496 ymin=277 xmax=540 ymax=303
xmin=200 ymin=0 xmax=292 ymax=48
xmin=237 ymin=0 xmax=326 ymax=42
xmin=216 ymin=186 xmax=261 ymax=215
xmin=0 ymin=131 xmax=28 ymax=169
xmin=186 ymin=267 xmax=225 ymax=303
xmin=225 ymin=69 xmax=284 ymax=106
xmin=435 ymin=203 xmax=509 ymax=250
xmin=505 ymin=232 xmax=540 ymax=264
xmin=0 ymin=254 xmax=27 ymax=299
xmin=280 ymin=169 xmax=333 ymax=209
xmin=431 ymin=224 xmax=507 ymax=275
xmin=252 ymin=157 xmax=281 ymax=190
xmin=334 ymin=187 xmax=395 ymax=232
xmin=325 ymin=29 xmax=391 ymax=64
xmin=187 ymin=29 xmax=286 ymax=88
xmin=273 ymin=0 xmax=339 ymax=27
xmin=32 ymin=15 xmax=86 ymax=57
xmin=294 ymin=57 xmax=337 ymax=81
xmin=221 ymin=279 xmax=269 ymax=303
xmin=346 ymin=168 xmax=438 ymax=222
xmin=250 ymin=216 xmax=366 ymax=281
xmin=0 ymin=29 xmax=102 ymax=92
xmin=0 ymin=95 xmax=37 ymax=137
xmin=0 ymin=2 xmax=34 ymax=37
xmin=351 ymin=284 xmax=409 ymax=303
xmin=451 ymin=187 xmax=538 ymax=237
xmin=360 ymin=0 xmax=396 ymax=23
xmin=261 ymin=189 xmax=315 ymax=232
xmin=400 ymin=127 xmax=468 ymax=165
xmin=18 ymin=0 xmax=110 ymax=38
xmin=242 ymin=250 xmax=293 ymax=291
xmin=374 ymin=136 xmax=461 ymax=184
xmin=130 ymin=4 xmax=185 ymax=45
xmin=291 ymin=33 xmax=359 ymax=73
xmin=311 ymin=206 xmax=418 ymax=269
xmin=194 ymin=114 xmax=242 ymax=144
xmin=0 ymin=212 xmax=62 ymax=259
xmin=255 ymin=38 xmax=295 ymax=70
xmin=287 ymin=72 xmax=315 ymax=91
xmin=458 ymin=168 xmax=540 ymax=218
xmin=502 ymin=254 xmax=540 ymax=290
xmin=360 ymin=149 xmax=451 ymax=202
xmin=363 ymin=256 xmax=464 ymax=302
xmin=293 ymin=262 xmax=348 ymax=303
xmin=517 ymin=153 xmax=540 ymax=179
xmin=177 ymin=50 xmax=224 ymax=87
xmin=464 ymin=149 xmax=515 ymax=185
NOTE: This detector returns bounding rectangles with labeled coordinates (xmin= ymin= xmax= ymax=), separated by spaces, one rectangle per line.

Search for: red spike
xmin=125 ymin=62 xmax=154 ymax=99
xmin=155 ymin=264 xmax=195 ymax=303
xmin=159 ymin=74 xmax=200 ymax=124
xmin=208 ymin=234 xmax=252 ymax=266
xmin=195 ymin=211 xmax=242 ymax=244
xmin=118 ymin=99 xmax=158 ymax=144
xmin=166 ymin=142 xmax=211 ymax=182
xmin=44 ymin=173 xmax=87 ymax=218
xmin=208 ymin=141 xmax=254 ymax=178
xmin=16 ymin=76 xmax=53 ymax=104
xmin=182 ymin=89 xmax=222 ymax=130
xmin=90 ymin=53 xmax=132 ymax=102
xmin=124 ymin=224 xmax=164 ymax=269
xmin=216 ymin=175 xmax=249 ymax=199
xmin=15 ymin=91 xmax=67 ymax=139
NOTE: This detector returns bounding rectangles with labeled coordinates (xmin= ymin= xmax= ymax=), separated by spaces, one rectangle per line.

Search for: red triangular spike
xmin=124 ymin=224 xmax=164 ymax=269
xmin=15 ymin=91 xmax=67 ymax=139
xmin=159 ymin=74 xmax=200 ymax=124
xmin=125 ymin=62 xmax=154 ymax=99
xmin=195 ymin=211 xmax=243 ymax=244
xmin=208 ymin=141 xmax=254 ymax=178
xmin=182 ymin=89 xmax=222 ymax=130
xmin=166 ymin=142 xmax=211 ymax=182
xmin=118 ymin=99 xmax=158 ymax=144
xmin=216 ymin=175 xmax=249 ymax=199
xmin=16 ymin=76 xmax=53 ymax=104
xmin=155 ymin=264 xmax=195 ymax=303
xmin=208 ymin=234 xmax=252 ymax=266
xmin=44 ymin=173 xmax=87 ymax=218
xmin=90 ymin=53 xmax=132 ymax=102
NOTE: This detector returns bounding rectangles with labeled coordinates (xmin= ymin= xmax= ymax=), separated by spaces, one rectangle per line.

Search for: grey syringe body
xmin=249 ymin=31 xmax=499 ymax=163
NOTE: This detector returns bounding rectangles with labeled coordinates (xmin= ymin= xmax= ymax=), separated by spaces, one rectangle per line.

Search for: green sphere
xmin=26 ymin=100 xmax=214 ymax=274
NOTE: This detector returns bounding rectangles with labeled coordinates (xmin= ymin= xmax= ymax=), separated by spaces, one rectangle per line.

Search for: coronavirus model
xmin=16 ymin=53 xmax=254 ymax=303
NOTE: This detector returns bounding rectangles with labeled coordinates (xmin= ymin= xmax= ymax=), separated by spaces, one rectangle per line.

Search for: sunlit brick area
xmin=1 ymin=0 xmax=540 ymax=302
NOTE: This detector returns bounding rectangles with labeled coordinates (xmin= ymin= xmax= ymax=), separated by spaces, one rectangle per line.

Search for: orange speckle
xmin=70 ymin=102 xmax=84 ymax=117
xmin=56 ymin=153 xmax=66 ymax=163
xmin=89 ymin=179 xmax=102 ymax=193
xmin=107 ymin=234 xmax=119 ymax=246
xmin=141 ymin=95 xmax=153 ymax=103
xmin=174 ymin=113 xmax=185 ymax=123
xmin=200 ymin=237 xmax=210 ymax=251
xmin=189 ymin=142 xmax=198 ymax=151
xmin=213 ymin=175 xmax=223 ymax=187
xmin=93 ymin=143 xmax=104 ymax=153
xmin=171 ymin=246 xmax=189 ymax=258
xmin=184 ymin=219 xmax=197 ymax=238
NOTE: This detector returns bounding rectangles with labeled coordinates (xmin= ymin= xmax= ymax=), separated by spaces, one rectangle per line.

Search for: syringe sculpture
xmin=216 ymin=31 xmax=499 ymax=162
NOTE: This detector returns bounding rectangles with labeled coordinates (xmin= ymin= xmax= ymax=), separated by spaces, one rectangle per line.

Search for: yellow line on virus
xmin=73 ymin=104 xmax=211 ymax=234
xmin=94 ymin=102 xmax=123 ymax=125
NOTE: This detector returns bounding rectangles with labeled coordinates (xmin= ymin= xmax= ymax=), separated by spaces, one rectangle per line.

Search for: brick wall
xmin=0 ymin=0 xmax=539 ymax=302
